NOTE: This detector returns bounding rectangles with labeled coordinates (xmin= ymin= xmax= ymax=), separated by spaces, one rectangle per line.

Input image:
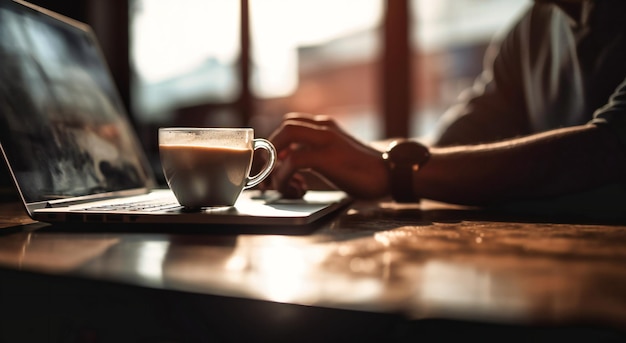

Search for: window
xmin=130 ymin=0 xmax=531 ymax=143
xmin=249 ymin=0 xmax=383 ymax=140
xmin=130 ymin=0 xmax=383 ymax=141
xmin=130 ymin=0 xmax=240 ymax=125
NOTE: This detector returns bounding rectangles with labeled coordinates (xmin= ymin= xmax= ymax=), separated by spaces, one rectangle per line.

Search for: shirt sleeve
xmin=591 ymin=78 xmax=626 ymax=149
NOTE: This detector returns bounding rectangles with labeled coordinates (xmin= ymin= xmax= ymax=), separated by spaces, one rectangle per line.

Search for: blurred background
xmin=2 ymin=0 xmax=530 ymax=193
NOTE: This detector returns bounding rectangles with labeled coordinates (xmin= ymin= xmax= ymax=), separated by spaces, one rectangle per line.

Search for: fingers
xmin=272 ymin=147 xmax=328 ymax=192
xmin=274 ymin=172 xmax=307 ymax=199
xmin=270 ymin=112 xmax=356 ymax=154
xmin=270 ymin=120 xmax=333 ymax=154
xmin=276 ymin=112 xmax=364 ymax=148
xmin=263 ymin=113 xmax=333 ymax=197
xmin=267 ymin=112 xmax=386 ymax=199
xmin=282 ymin=112 xmax=336 ymax=127
xmin=278 ymin=112 xmax=347 ymax=137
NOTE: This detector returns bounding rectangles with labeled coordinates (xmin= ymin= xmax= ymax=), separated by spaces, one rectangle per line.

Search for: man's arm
xmin=269 ymin=114 xmax=626 ymax=206
xmin=416 ymin=124 xmax=626 ymax=206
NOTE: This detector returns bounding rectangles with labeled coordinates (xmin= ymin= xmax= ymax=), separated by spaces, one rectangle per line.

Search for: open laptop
xmin=0 ymin=0 xmax=351 ymax=227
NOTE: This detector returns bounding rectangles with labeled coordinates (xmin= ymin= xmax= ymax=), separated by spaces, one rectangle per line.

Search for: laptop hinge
xmin=45 ymin=195 xmax=115 ymax=208
xmin=44 ymin=188 xmax=150 ymax=208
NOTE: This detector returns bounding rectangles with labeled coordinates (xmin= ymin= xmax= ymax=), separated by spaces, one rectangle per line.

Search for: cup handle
xmin=245 ymin=138 xmax=277 ymax=189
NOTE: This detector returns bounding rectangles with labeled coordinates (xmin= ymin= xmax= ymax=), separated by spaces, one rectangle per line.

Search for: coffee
xmin=160 ymin=145 xmax=253 ymax=207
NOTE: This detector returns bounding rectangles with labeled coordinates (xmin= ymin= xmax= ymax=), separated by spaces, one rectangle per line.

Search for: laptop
xmin=0 ymin=0 xmax=351 ymax=227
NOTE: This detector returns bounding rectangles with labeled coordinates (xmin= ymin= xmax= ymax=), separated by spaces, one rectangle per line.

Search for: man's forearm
xmin=415 ymin=124 xmax=626 ymax=205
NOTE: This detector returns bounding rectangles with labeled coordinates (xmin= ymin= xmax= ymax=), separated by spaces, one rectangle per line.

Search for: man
xmin=267 ymin=0 xmax=626 ymax=213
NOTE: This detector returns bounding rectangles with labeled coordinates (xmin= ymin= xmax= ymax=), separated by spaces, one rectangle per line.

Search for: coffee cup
xmin=158 ymin=127 xmax=276 ymax=209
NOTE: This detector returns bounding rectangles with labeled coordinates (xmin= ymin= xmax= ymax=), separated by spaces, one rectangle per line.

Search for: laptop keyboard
xmin=82 ymin=199 xmax=182 ymax=212
xmin=80 ymin=190 xmax=294 ymax=213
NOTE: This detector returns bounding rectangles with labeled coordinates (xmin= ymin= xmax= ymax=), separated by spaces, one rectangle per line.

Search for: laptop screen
xmin=0 ymin=1 xmax=154 ymax=204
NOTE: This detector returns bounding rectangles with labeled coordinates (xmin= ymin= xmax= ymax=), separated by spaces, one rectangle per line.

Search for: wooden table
xmin=1 ymin=197 xmax=626 ymax=342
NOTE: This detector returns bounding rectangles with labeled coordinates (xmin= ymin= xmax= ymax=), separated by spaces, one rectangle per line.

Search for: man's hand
xmin=268 ymin=113 xmax=389 ymax=199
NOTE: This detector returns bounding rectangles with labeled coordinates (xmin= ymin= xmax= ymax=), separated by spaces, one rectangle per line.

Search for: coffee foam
xmin=160 ymin=129 xmax=253 ymax=148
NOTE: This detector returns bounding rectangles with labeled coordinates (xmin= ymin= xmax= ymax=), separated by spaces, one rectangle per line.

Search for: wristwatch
xmin=382 ymin=139 xmax=430 ymax=203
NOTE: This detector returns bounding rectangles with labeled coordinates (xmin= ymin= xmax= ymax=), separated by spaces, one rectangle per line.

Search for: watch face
xmin=387 ymin=141 xmax=430 ymax=164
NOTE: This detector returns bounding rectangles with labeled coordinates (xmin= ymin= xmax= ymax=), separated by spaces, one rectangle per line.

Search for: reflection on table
xmin=1 ymin=199 xmax=626 ymax=341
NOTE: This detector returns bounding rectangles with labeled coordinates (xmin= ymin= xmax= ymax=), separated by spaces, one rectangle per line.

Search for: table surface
xmin=1 ymin=196 xmax=626 ymax=334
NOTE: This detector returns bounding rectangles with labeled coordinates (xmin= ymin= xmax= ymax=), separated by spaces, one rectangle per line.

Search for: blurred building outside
xmin=131 ymin=0 xmax=531 ymax=144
